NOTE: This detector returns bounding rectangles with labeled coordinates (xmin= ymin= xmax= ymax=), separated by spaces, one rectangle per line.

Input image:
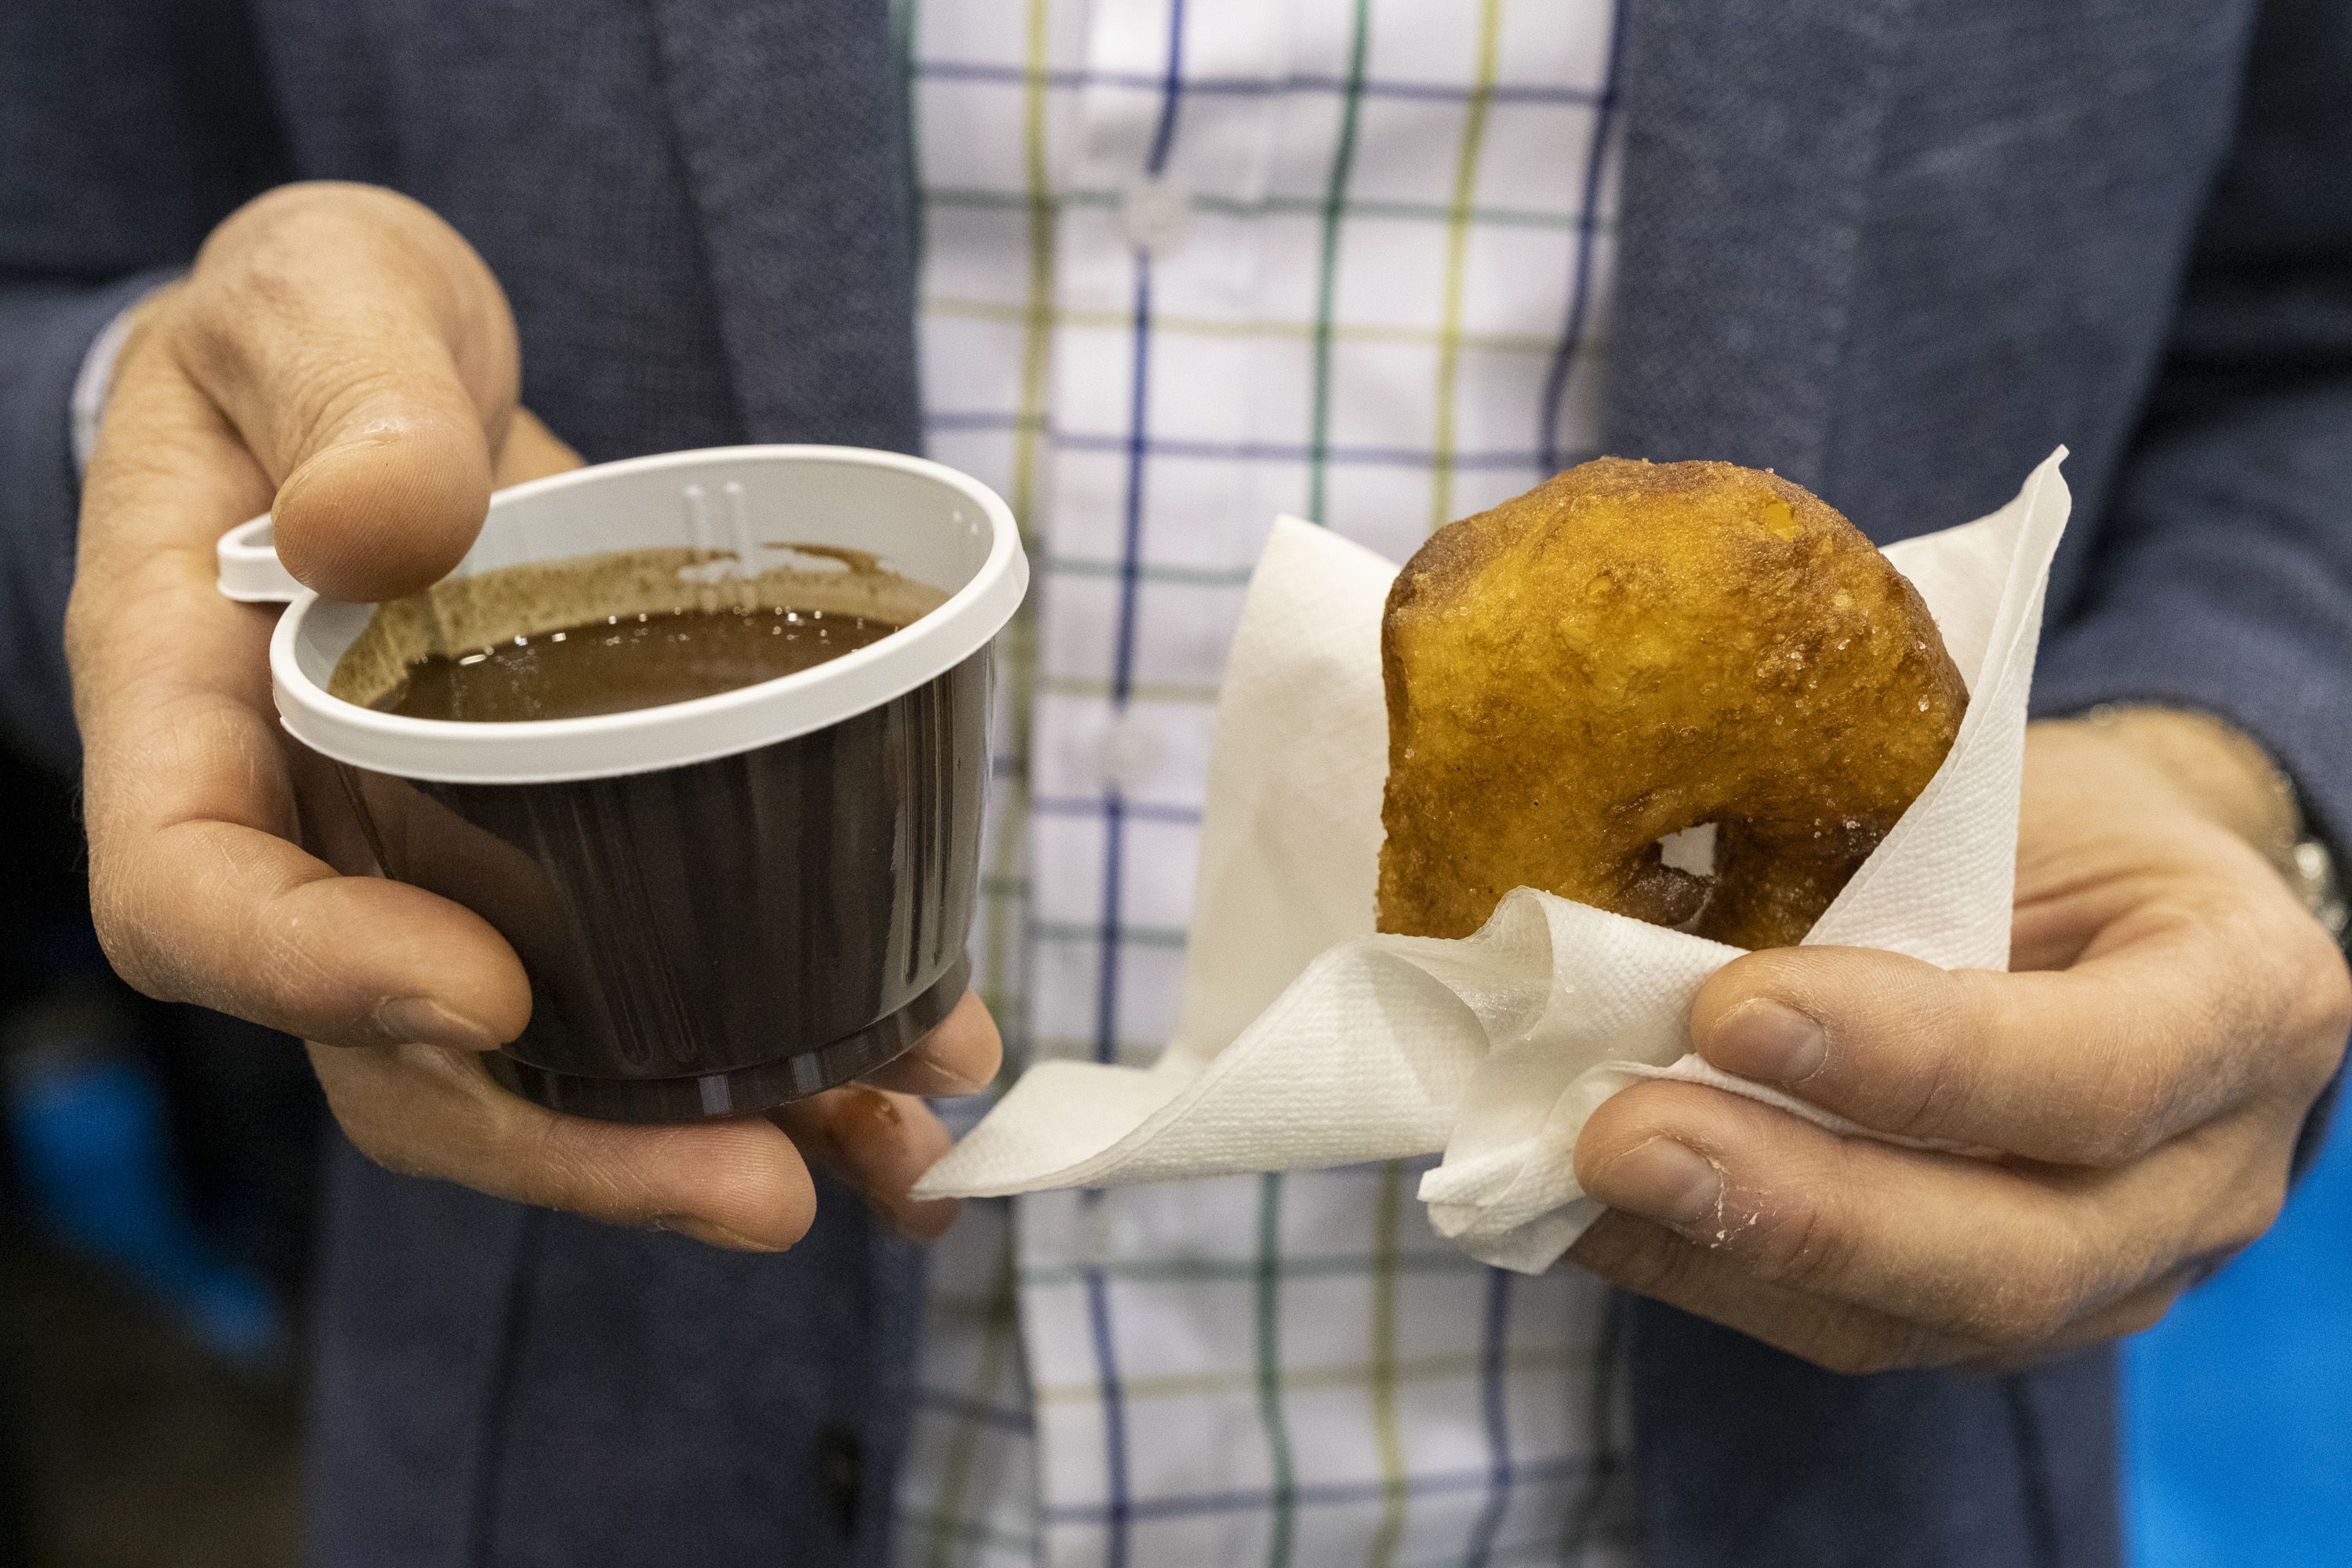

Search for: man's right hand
xmin=67 ymin=182 xmax=998 ymax=1251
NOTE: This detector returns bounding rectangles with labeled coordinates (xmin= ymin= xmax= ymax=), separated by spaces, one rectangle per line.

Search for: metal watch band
xmin=2290 ymin=834 xmax=2348 ymax=944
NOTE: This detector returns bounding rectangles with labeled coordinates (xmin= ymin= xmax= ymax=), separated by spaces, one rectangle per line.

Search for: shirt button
xmin=1094 ymin=713 xmax=1165 ymax=793
xmin=1120 ymin=174 xmax=1192 ymax=255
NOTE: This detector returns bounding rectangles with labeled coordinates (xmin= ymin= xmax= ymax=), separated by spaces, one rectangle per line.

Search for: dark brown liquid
xmin=378 ymin=605 xmax=900 ymax=722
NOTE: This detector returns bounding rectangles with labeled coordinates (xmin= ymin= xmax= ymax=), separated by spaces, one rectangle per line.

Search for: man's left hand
xmin=1568 ymin=713 xmax=2351 ymax=1372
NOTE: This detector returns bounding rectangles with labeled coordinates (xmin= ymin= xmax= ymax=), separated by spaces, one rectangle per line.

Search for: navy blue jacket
xmin=5 ymin=2 xmax=2350 ymax=1565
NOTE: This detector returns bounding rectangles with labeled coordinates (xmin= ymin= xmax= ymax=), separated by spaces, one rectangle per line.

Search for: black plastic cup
xmin=219 ymin=445 xmax=1025 ymax=1122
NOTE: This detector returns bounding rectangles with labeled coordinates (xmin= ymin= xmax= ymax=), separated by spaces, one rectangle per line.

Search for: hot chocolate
xmin=328 ymin=543 xmax=948 ymax=719
xmin=377 ymin=604 xmax=901 ymax=722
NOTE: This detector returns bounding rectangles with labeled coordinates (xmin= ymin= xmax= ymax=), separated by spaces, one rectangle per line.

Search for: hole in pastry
xmin=1657 ymin=822 xmax=1718 ymax=877
xmin=1657 ymin=822 xmax=1719 ymax=932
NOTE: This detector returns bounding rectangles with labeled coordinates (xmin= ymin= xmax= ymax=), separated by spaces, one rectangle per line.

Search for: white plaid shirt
xmin=893 ymin=2 xmax=1638 ymax=1563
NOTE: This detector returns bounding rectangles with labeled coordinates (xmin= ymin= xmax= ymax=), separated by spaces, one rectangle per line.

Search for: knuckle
xmin=2107 ymin=1290 xmax=2176 ymax=1341
xmin=1889 ymin=1044 xmax=1969 ymax=1145
xmin=96 ymin=282 xmax=191 ymax=389
xmin=2216 ymin=1176 xmax=2288 ymax=1256
xmin=169 ymin=277 xmax=270 ymax=394
xmin=2312 ymin=941 xmax=2352 ymax=1036
xmin=2279 ymin=938 xmax=2352 ymax=1100
xmin=1581 ymin=1218 xmax=1704 ymax=1303
xmin=2011 ymin=1287 xmax=2082 ymax=1348
xmin=89 ymin=920 xmax=165 ymax=1001
xmin=527 ymin=1116 xmax=674 ymax=1228
xmin=1966 ymin=1250 xmax=2092 ymax=1348
xmin=1735 ymin=1182 xmax=1854 ymax=1294
xmin=557 ymin=1155 xmax=652 ymax=1225
xmin=187 ymin=186 xmax=452 ymax=376
xmin=343 ymin=1117 xmax=434 ymax=1181
xmin=1871 ymin=971 xmax=1984 ymax=1144
xmin=85 ymin=874 xmax=182 ymax=1005
xmin=205 ymin=182 xmax=419 ymax=274
xmin=1622 ymin=1240 xmax=1705 ymax=1303
xmin=2070 ymin=1047 xmax=2173 ymax=1167
xmin=281 ymin=358 xmax=427 ymax=456
xmin=1964 ymin=1287 xmax=2067 ymax=1351
xmin=2205 ymin=891 xmax=2350 ymax=1105
xmin=310 ymin=1065 xmax=430 ymax=1179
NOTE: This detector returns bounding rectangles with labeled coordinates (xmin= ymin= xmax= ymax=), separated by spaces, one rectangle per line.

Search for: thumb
xmin=172 ymin=182 xmax=519 ymax=600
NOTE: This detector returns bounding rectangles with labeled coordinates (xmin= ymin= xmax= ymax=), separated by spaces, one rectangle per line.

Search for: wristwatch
xmin=2239 ymin=741 xmax=2347 ymax=946
xmin=2290 ymin=834 xmax=2348 ymax=946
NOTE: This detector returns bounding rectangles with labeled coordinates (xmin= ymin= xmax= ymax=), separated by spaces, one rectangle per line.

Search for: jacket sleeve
xmin=2029 ymin=0 xmax=2352 ymax=1167
xmin=0 ymin=0 xmax=288 ymax=774
xmin=2034 ymin=0 xmax=2352 ymax=857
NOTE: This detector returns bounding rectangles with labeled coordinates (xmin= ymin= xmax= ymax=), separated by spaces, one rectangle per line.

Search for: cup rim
xmin=269 ymin=444 xmax=1025 ymax=785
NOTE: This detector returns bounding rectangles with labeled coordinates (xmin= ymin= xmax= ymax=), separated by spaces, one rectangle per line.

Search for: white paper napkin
xmin=916 ymin=451 xmax=2072 ymax=1273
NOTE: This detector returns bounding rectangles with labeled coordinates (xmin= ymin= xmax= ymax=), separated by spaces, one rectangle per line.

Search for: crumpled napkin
xmin=916 ymin=451 xmax=2072 ymax=1272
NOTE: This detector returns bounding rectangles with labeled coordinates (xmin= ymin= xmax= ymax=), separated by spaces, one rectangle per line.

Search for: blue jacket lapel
xmin=1604 ymin=0 xmax=1911 ymax=493
xmin=642 ymin=0 xmax=923 ymax=452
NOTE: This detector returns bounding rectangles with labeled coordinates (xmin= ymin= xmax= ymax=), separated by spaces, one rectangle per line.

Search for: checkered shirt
xmin=890 ymin=2 xmax=1639 ymax=1564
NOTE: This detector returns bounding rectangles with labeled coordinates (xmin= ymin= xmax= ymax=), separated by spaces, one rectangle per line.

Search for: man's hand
xmin=1569 ymin=712 xmax=2351 ymax=1371
xmin=67 ymin=182 xmax=997 ymax=1252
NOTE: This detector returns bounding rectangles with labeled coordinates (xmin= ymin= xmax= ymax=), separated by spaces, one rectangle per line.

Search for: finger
xmin=771 ymin=1086 xmax=961 ymax=1240
xmin=89 ymin=663 xmax=533 ymax=1050
xmin=1961 ymin=1276 xmax=2193 ymax=1373
xmin=72 ymin=355 xmax=531 ymax=1051
xmin=858 ymin=992 xmax=1003 ymax=1098
xmin=1686 ymin=906 xmax=2318 ymax=1165
xmin=109 ymin=822 xmax=532 ymax=1051
xmin=1572 ymin=1080 xmax=2282 ymax=1352
xmin=492 ymin=407 xmax=586 ymax=488
xmin=170 ymin=182 xmax=519 ymax=598
xmin=1572 ymin=1210 xmax=2190 ymax=1375
xmin=310 ymin=1041 xmax=816 ymax=1250
xmin=1568 ymin=1211 xmax=1976 ymax=1374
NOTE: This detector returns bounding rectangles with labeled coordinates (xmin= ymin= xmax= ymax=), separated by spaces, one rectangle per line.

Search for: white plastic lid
xmin=216 ymin=517 xmax=305 ymax=602
xmin=241 ymin=445 xmax=1026 ymax=785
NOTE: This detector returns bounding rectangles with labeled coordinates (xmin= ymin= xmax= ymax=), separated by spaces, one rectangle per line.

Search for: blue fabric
xmin=2125 ymin=1120 xmax=2352 ymax=1568
xmin=2 ymin=2 xmax=2347 ymax=1565
xmin=9 ymin=1053 xmax=284 ymax=1363
xmin=308 ymin=1139 xmax=924 ymax=1567
xmin=0 ymin=0 xmax=289 ymax=772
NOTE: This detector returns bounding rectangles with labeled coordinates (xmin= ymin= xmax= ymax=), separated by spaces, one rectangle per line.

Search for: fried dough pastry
xmin=1376 ymin=457 xmax=1966 ymax=949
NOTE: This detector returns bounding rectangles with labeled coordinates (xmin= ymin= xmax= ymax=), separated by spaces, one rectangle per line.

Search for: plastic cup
xmin=218 ymin=445 xmax=1025 ymax=1122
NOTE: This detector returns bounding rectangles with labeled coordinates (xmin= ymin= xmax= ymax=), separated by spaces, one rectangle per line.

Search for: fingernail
xmin=374 ymin=994 xmax=499 ymax=1050
xmin=1593 ymin=1138 xmax=1722 ymax=1229
xmin=1706 ymin=1000 xmax=1825 ymax=1084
